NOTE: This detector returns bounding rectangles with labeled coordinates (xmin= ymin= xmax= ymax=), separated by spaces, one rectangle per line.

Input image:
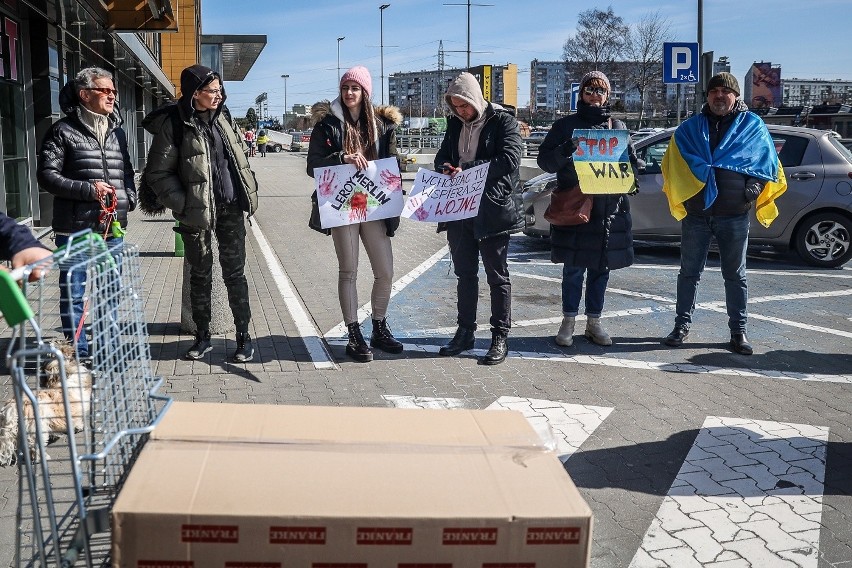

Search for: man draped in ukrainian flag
xmin=661 ymin=72 xmax=787 ymax=356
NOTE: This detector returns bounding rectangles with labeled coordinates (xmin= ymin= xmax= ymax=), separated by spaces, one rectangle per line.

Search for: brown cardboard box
xmin=112 ymin=403 xmax=592 ymax=567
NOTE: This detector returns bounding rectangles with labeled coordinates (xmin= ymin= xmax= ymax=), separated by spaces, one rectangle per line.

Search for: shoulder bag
xmin=543 ymin=185 xmax=592 ymax=226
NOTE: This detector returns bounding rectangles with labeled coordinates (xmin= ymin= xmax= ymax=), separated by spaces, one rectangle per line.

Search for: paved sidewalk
xmin=2 ymin=151 xmax=851 ymax=568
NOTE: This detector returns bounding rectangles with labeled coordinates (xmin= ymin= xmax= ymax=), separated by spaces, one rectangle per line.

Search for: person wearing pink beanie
xmin=306 ymin=66 xmax=404 ymax=363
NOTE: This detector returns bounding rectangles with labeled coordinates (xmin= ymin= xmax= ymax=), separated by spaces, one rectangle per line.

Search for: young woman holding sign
xmin=536 ymin=71 xmax=638 ymax=348
xmin=307 ymin=66 xmax=404 ymax=362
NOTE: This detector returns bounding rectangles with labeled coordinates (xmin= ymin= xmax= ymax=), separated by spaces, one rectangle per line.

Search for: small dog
xmin=0 ymin=341 xmax=93 ymax=466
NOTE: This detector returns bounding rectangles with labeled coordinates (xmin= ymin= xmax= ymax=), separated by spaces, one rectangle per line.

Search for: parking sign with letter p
xmin=663 ymin=42 xmax=699 ymax=84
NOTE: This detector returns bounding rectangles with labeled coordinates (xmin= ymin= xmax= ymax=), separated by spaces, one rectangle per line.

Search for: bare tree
xmin=562 ymin=7 xmax=629 ymax=76
xmin=623 ymin=11 xmax=674 ymax=127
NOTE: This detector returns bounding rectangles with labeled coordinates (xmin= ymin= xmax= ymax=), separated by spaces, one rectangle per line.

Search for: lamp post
xmin=379 ymin=4 xmax=390 ymax=105
xmin=280 ymin=74 xmax=289 ymax=128
xmin=337 ymin=36 xmax=345 ymax=80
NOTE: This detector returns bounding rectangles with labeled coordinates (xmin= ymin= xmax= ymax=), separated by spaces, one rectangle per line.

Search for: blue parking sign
xmin=569 ymin=83 xmax=580 ymax=111
xmin=663 ymin=42 xmax=699 ymax=84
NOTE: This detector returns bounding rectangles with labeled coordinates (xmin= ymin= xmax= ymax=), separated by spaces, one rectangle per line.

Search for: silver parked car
xmin=522 ymin=125 xmax=852 ymax=268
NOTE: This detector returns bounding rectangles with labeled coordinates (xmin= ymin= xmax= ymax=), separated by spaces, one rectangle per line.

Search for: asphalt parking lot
xmin=1 ymin=152 xmax=849 ymax=567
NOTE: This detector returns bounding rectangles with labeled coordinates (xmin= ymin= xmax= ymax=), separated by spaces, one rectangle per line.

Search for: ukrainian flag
xmin=662 ymin=111 xmax=787 ymax=227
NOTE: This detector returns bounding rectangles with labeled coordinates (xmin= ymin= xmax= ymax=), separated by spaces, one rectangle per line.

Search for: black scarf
xmin=577 ymin=101 xmax=612 ymax=125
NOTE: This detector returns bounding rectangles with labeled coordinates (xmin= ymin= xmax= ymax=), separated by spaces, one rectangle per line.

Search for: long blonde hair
xmin=342 ymin=90 xmax=378 ymax=161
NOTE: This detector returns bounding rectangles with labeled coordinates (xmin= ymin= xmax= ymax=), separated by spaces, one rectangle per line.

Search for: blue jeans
xmin=675 ymin=213 xmax=749 ymax=333
xmin=561 ymin=265 xmax=610 ymax=318
xmin=55 ymin=234 xmax=124 ymax=357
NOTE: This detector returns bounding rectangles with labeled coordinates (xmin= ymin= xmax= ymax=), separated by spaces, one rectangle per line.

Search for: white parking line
xmin=485 ymin=397 xmax=612 ymax=462
xmin=250 ymin=221 xmax=337 ymax=370
xmin=324 ymin=245 xmax=450 ymax=339
xmin=629 ymin=416 xmax=828 ymax=568
xmin=381 ymin=395 xmax=613 ymax=463
xmin=513 ymin=273 xmax=852 ymax=338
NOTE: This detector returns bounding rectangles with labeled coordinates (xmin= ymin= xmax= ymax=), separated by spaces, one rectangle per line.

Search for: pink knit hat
xmin=340 ymin=66 xmax=373 ymax=99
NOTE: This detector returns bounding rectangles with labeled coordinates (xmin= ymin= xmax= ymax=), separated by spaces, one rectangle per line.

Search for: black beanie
xmin=180 ymin=64 xmax=219 ymax=99
xmin=707 ymin=72 xmax=740 ymax=96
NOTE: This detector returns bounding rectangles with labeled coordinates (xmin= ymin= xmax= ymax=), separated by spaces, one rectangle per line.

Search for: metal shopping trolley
xmin=0 ymin=230 xmax=171 ymax=567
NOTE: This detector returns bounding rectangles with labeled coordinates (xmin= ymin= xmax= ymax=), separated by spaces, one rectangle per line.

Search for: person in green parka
xmin=142 ymin=64 xmax=259 ymax=363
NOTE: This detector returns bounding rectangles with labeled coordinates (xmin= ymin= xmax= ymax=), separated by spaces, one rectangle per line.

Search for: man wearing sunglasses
xmin=36 ymin=67 xmax=136 ymax=360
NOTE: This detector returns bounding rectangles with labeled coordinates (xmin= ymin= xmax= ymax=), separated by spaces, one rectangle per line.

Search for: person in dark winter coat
xmin=0 ymin=212 xmax=52 ymax=281
xmin=37 ymin=67 xmax=136 ymax=358
xmin=434 ymin=72 xmax=524 ymax=366
xmin=537 ymin=70 xmax=637 ymax=348
xmin=142 ymin=64 xmax=260 ymax=363
xmin=306 ymin=65 xmax=404 ymax=363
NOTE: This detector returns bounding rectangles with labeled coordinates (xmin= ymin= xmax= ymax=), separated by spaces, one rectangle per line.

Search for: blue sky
xmin=200 ymin=0 xmax=852 ymax=118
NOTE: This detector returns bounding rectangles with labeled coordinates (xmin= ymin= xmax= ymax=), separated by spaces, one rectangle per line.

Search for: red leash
xmin=74 ymin=192 xmax=116 ymax=342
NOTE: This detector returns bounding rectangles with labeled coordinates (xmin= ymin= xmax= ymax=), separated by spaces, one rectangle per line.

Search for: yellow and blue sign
xmin=573 ymin=129 xmax=636 ymax=194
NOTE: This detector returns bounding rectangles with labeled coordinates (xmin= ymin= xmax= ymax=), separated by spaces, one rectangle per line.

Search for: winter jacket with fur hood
xmin=435 ymin=73 xmax=524 ymax=240
xmin=141 ymin=65 xmax=258 ymax=230
xmin=306 ymin=99 xmax=403 ymax=236
xmin=37 ymin=81 xmax=136 ymax=235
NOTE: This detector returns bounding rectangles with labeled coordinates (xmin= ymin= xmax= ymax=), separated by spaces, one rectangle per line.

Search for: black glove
xmin=384 ymin=216 xmax=401 ymax=237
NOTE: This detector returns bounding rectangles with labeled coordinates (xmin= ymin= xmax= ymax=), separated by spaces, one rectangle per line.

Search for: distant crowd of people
xmin=2 ymin=59 xmax=786 ymax=367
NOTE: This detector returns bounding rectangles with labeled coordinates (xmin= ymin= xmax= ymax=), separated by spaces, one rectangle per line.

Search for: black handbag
xmin=543 ymin=185 xmax=592 ymax=226
xmin=308 ymin=190 xmax=331 ymax=235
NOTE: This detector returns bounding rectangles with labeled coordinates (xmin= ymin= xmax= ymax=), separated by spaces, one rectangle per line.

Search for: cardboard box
xmin=112 ymin=403 xmax=592 ymax=567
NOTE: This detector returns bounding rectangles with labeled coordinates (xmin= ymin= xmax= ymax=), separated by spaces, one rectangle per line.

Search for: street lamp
xmin=280 ymin=74 xmax=289 ymax=128
xmin=337 ymin=36 xmax=345 ymax=80
xmin=379 ymin=4 xmax=390 ymax=105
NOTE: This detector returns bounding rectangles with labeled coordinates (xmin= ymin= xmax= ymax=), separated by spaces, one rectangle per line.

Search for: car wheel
xmin=794 ymin=212 xmax=852 ymax=268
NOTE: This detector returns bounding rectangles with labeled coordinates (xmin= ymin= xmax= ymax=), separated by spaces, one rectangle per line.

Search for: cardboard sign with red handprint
xmin=315 ymin=158 xmax=405 ymax=229
xmin=401 ymin=162 xmax=489 ymax=223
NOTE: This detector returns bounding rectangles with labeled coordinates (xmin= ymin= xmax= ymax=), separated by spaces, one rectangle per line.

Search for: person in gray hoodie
xmin=434 ymin=72 xmax=524 ymax=365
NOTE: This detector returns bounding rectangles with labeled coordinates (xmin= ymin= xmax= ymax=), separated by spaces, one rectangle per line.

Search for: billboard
xmin=750 ymin=62 xmax=781 ymax=109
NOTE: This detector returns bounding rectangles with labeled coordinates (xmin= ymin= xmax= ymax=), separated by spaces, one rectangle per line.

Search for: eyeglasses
xmin=583 ymin=87 xmax=608 ymax=97
xmin=200 ymin=88 xmax=223 ymax=96
xmin=85 ymin=87 xmax=118 ymax=97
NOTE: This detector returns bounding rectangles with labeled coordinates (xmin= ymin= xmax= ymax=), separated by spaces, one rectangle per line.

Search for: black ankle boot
xmin=479 ymin=329 xmax=508 ymax=365
xmin=371 ymin=318 xmax=403 ymax=354
xmin=186 ymin=330 xmax=212 ymax=360
xmin=346 ymin=322 xmax=373 ymax=362
xmin=439 ymin=326 xmax=475 ymax=356
xmin=233 ymin=331 xmax=254 ymax=362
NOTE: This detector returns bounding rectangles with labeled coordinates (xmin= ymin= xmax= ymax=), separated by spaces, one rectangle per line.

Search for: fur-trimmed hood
xmin=311 ymin=99 xmax=402 ymax=127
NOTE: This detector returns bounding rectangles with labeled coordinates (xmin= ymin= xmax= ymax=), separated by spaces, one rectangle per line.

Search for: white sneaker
xmin=584 ymin=317 xmax=612 ymax=346
xmin=555 ymin=316 xmax=575 ymax=347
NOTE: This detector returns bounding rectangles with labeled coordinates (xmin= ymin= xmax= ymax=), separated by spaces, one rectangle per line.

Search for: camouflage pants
xmin=181 ymin=203 xmax=252 ymax=333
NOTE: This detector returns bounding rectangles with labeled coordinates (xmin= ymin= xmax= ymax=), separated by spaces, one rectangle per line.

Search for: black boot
xmin=479 ymin=329 xmax=508 ymax=365
xmin=186 ymin=330 xmax=212 ymax=360
xmin=233 ymin=331 xmax=254 ymax=362
xmin=346 ymin=323 xmax=373 ymax=362
xmin=439 ymin=326 xmax=475 ymax=356
xmin=730 ymin=332 xmax=753 ymax=355
xmin=371 ymin=318 xmax=404 ymax=354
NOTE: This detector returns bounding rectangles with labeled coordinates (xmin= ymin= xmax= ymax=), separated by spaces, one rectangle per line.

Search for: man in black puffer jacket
xmin=37 ymin=67 xmax=136 ymax=359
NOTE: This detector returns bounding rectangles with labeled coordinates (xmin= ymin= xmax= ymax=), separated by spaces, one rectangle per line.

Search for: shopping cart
xmin=0 ymin=230 xmax=171 ymax=567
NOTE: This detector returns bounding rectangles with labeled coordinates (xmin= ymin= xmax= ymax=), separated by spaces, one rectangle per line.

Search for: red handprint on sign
xmin=414 ymin=206 xmax=429 ymax=221
xmin=380 ymin=169 xmax=402 ymax=193
xmin=349 ymin=191 xmax=368 ymax=222
xmin=318 ymin=169 xmax=338 ymax=197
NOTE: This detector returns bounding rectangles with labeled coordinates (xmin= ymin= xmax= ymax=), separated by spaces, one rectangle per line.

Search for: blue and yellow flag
xmin=662 ymin=112 xmax=787 ymax=227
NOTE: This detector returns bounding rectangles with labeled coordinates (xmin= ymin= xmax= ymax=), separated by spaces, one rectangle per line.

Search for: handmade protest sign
xmin=315 ymin=157 xmax=404 ymax=228
xmin=402 ymin=162 xmax=489 ymax=222
xmin=573 ymin=129 xmax=636 ymax=194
